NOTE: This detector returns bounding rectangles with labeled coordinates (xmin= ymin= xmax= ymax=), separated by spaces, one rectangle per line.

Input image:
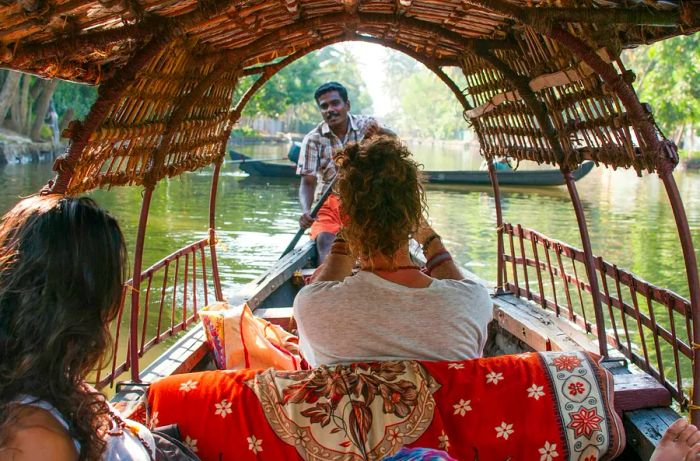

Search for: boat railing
xmin=501 ymin=223 xmax=693 ymax=407
xmin=93 ymin=237 xmax=218 ymax=388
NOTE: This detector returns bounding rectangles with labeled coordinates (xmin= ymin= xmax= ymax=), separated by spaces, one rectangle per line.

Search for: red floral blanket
xmin=147 ymin=352 xmax=624 ymax=460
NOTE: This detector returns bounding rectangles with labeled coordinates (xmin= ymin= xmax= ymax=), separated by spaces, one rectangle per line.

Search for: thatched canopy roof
xmin=0 ymin=0 xmax=697 ymax=194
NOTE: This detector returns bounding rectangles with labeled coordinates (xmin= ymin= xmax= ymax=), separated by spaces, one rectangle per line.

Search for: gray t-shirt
xmin=293 ymin=271 xmax=493 ymax=367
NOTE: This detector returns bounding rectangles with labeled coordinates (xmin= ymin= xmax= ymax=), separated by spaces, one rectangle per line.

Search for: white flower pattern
xmin=184 ymin=436 xmax=198 ymax=453
xmin=149 ymin=411 xmax=159 ymax=429
xmin=247 ymin=435 xmax=263 ymax=454
xmin=486 ymin=371 xmax=504 ymax=385
xmin=447 ymin=363 xmax=464 ymax=370
xmin=527 ymin=384 xmax=545 ymax=400
xmin=215 ymin=399 xmax=233 ymax=418
xmin=438 ymin=431 xmax=450 ymax=451
xmin=495 ymin=422 xmax=514 ymax=440
xmin=453 ymin=399 xmax=472 ymax=416
xmin=179 ymin=379 xmax=198 ymax=393
xmin=293 ymin=429 xmax=310 ymax=446
xmin=538 ymin=441 xmax=559 ymax=461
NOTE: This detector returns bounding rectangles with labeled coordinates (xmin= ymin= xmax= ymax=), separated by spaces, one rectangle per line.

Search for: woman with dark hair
xmin=293 ymin=136 xmax=493 ymax=367
xmin=0 ymin=196 xmax=155 ymax=460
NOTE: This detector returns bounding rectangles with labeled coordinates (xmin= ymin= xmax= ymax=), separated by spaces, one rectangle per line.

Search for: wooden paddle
xmin=280 ymin=176 xmax=337 ymax=258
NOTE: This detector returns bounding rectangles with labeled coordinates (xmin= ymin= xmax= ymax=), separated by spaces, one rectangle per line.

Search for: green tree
xmin=236 ymin=45 xmax=374 ymax=130
xmin=623 ymin=34 xmax=700 ymax=148
xmin=240 ymin=53 xmax=324 ymax=118
xmin=53 ymin=80 xmax=97 ymax=122
xmin=381 ymin=51 xmax=467 ymax=140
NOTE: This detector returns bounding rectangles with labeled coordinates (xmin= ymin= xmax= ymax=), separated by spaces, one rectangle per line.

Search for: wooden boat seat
xmin=147 ymin=351 xmax=625 ymax=460
xmin=490 ymin=293 xmax=672 ymax=412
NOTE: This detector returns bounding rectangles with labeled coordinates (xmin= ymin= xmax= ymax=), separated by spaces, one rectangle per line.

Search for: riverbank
xmin=0 ymin=128 xmax=62 ymax=166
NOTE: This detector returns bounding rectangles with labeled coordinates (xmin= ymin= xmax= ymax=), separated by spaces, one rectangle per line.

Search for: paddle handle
xmin=229 ymin=156 xmax=290 ymax=165
xmin=280 ymin=177 xmax=337 ymax=258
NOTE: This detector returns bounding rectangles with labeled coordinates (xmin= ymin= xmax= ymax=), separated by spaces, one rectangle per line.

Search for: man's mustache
xmin=325 ymin=112 xmax=340 ymax=118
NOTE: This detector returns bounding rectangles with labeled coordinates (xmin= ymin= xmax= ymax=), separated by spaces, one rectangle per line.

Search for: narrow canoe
xmin=229 ymin=149 xmax=595 ymax=186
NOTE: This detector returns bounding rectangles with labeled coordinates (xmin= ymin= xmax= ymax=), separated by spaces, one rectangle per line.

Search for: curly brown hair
xmin=334 ymin=136 xmax=426 ymax=267
xmin=0 ymin=195 xmax=127 ymax=460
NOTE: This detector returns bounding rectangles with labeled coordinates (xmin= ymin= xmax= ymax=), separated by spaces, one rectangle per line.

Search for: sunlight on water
xmin=2 ymin=145 xmax=699 ymax=298
xmin=3 ymin=143 xmax=700 ymax=388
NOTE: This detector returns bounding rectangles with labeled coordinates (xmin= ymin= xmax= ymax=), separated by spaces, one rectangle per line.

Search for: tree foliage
xmin=381 ymin=52 xmax=468 ymax=140
xmin=623 ymin=34 xmax=700 ymax=145
xmin=53 ymin=80 xmax=97 ymax=121
xmin=0 ymin=70 xmax=63 ymax=140
xmin=238 ymin=45 xmax=373 ymax=129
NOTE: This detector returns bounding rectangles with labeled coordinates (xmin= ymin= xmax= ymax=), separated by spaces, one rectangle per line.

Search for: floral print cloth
xmin=147 ymin=351 xmax=624 ymax=461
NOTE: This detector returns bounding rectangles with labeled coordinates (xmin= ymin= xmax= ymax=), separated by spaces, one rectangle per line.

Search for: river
xmin=2 ymin=142 xmax=700 ymax=389
xmin=3 ymin=142 xmax=698 ymax=299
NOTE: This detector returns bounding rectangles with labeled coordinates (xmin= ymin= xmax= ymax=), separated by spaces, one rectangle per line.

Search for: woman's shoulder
xmin=435 ymin=277 xmax=489 ymax=293
xmin=1 ymin=406 xmax=78 ymax=461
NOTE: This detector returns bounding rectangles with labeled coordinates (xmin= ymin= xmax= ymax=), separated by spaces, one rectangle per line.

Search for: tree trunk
xmin=30 ymin=79 xmax=58 ymax=140
xmin=672 ymin=124 xmax=686 ymax=149
xmin=0 ymin=71 xmax=20 ymax=125
xmin=11 ymin=75 xmax=32 ymax=135
xmin=59 ymin=107 xmax=74 ymax=134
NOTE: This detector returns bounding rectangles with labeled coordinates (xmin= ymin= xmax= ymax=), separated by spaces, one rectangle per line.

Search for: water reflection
xmin=1 ymin=145 xmax=699 ymax=300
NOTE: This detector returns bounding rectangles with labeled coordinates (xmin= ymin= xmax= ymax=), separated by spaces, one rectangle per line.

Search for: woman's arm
xmin=314 ymin=237 xmax=353 ymax=282
xmin=414 ymin=219 xmax=463 ymax=280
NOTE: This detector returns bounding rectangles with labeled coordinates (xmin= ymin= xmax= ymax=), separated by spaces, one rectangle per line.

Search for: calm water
xmin=2 ymin=142 xmax=699 ymax=300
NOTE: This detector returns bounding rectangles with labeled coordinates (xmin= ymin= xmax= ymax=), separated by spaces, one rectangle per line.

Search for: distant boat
xmin=229 ymin=146 xmax=594 ymax=186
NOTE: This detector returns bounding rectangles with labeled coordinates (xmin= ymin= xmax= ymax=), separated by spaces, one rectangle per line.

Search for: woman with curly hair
xmin=0 ymin=196 xmax=156 ymax=460
xmin=293 ymin=136 xmax=493 ymax=367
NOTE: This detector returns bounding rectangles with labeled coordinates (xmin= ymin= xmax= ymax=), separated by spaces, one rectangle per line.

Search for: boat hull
xmin=229 ymin=149 xmax=595 ymax=186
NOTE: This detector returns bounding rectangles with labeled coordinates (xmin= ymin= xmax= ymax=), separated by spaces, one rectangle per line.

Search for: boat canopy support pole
xmin=129 ymin=185 xmax=154 ymax=382
xmin=473 ymin=47 xmax=608 ymax=356
xmin=564 ymin=176 xmax=608 ymax=357
xmin=486 ymin=159 xmax=505 ymax=293
xmin=546 ymin=24 xmax=700 ymax=424
xmin=209 ymin=159 xmax=224 ymax=301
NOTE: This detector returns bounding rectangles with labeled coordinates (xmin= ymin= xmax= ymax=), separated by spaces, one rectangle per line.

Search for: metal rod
xmin=486 ymin=159 xmax=505 ymax=293
xmin=209 ymin=160 xmax=224 ymax=301
xmin=129 ymin=185 xmax=154 ymax=382
xmin=660 ymin=169 xmax=700 ymax=423
xmin=563 ymin=170 xmax=608 ymax=356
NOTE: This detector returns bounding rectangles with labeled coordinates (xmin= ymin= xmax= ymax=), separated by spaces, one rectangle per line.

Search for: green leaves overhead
xmin=623 ymin=34 xmax=700 ymax=146
xmin=239 ymin=45 xmax=373 ymax=126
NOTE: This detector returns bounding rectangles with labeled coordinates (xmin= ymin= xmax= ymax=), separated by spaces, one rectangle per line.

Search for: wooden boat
xmin=230 ymin=149 xmax=596 ymax=186
xmin=3 ymin=1 xmax=699 ymax=459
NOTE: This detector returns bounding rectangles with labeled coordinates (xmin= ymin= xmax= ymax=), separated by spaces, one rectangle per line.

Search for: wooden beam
xmin=462 ymin=0 xmax=696 ymax=27
xmin=43 ymin=33 xmax=173 ymax=194
xmin=466 ymin=48 xmax=614 ymax=118
xmin=205 ymin=12 xmax=514 ymax=63
xmin=144 ymin=57 xmax=242 ymax=186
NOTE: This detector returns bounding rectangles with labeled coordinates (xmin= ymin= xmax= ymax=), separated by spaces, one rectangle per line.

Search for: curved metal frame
xmin=35 ymin=7 xmax=698 ymax=409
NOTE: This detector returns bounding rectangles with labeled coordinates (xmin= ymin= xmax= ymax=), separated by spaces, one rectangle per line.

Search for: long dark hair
xmin=0 ymin=195 xmax=127 ymax=460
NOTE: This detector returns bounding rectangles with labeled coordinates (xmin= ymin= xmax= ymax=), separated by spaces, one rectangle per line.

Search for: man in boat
xmin=296 ymin=81 xmax=394 ymax=262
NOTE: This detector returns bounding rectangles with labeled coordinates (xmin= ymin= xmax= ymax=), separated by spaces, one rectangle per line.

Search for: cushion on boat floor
xmin=147 ymin=351 xmax=624 ymax=461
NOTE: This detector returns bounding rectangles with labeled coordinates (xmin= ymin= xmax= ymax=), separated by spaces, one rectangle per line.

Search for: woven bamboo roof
xmin=0 ymin=0 xmax=697 ymax=193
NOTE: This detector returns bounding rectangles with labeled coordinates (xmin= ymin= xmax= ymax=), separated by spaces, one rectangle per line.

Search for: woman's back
xmin=295 ymin=271 xmax=492 ymax=367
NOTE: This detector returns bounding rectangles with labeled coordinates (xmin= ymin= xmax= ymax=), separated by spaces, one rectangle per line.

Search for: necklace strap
xmin=360 ymin=264 xmax=420 ymax=272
